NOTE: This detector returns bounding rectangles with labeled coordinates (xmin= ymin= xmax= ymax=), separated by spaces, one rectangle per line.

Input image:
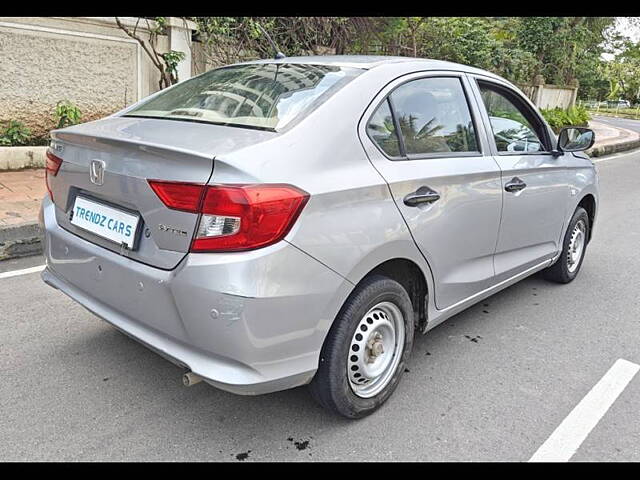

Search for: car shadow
xmin=412 ymin=270 xmax=552 ymax=353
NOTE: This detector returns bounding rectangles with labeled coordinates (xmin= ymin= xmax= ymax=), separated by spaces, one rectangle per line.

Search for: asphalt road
xmin=593 ymin=114 xmax=640 ymax=133
xmin=2 ymin=149 xmax=640 ymax=461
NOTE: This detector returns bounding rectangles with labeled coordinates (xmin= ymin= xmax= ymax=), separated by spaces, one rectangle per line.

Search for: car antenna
xmin=256 ymin=23 xmax=286 ymax=60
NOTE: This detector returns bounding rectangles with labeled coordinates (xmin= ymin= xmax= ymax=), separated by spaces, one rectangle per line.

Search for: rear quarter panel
xmin=205 ymin=66 xmax=436 ymax=316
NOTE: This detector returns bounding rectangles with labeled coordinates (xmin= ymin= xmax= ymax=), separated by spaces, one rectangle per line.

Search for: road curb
xmin=587 ymin=119 xmax=640 ymax=157
xmin=0 ymin=146 xmax=47 ymax=171
xmin=0 ymin=221 xmax=43 ymax=261
xmin=587 ymin=138 xmax=640 ymax=157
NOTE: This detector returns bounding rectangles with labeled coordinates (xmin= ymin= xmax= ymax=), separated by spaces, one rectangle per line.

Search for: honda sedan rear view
xmin=40 ymin=56 xmax=598 ymax=418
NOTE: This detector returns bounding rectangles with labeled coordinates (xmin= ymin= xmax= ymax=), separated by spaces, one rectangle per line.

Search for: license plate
xmin=71 ymin=196 xmax=140 ymax=250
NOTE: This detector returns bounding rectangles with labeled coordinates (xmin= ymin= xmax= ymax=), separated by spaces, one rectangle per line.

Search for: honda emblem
xmin=90 ymin=159 xmax=105 ymax=186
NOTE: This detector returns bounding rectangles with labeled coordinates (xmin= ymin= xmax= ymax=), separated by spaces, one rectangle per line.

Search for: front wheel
xmin=543 ymin=206 xmax=590 ymax=283
xmin=308 ymin=275 xmax=414 ymax=419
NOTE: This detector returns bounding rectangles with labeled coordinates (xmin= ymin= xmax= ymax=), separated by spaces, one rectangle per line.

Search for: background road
xmin=2 ymin=147 xmax=640 ymax=461
xmin=593 ymin=114 xmax=640 ymax=133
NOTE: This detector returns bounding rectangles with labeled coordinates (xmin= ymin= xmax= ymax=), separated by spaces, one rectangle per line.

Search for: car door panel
xmin=382 ymin=160 xmax=503 ymax=309
xmin=359 ymin=72 xmax=503 ymax=310
xmin=469 ymin=76 xmax=569 ymax=281
xmin=492 ymin=158 xmax=568 ymax=279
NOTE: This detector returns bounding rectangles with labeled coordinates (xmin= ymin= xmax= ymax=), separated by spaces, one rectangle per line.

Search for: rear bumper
xmin=40 ymin=196 xmax=353 ymax=395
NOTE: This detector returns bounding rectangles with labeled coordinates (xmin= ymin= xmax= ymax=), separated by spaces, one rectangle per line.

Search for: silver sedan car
xmin=40 ymin=56 xmax=598 ymax=418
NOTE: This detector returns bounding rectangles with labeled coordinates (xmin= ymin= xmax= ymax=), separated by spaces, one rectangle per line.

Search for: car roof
xmin=241 ymin=55 xmax=416 ymax=69
xmin=235 ymin=55 xmax=504 ymax=79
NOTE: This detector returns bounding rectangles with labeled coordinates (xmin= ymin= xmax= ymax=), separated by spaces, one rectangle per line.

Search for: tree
xmin=192 ymin=17 xmax=374 ymax=68
xmin=340 ymin=17 xmax=539 ymax=84
xmin=604 ymin=40 xmax=640 ymax=104
xmin=115 ymin=17 xmax=186 ymax=89
xmin=190 ymin=16 xmax=626 ymax=98
xmin=515 ymin=17 xmax=616 ymax=86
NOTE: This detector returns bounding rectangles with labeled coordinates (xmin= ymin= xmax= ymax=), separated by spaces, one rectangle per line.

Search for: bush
xmin=54 ymin=100 xmax=82 ymax=129
xmin=0 ymin=120 xmax=32 ymax=146
xmin=540 ymin=105 xmax=590 ymax=133
xmin=0 ymin=101 xmax=83 ymax=147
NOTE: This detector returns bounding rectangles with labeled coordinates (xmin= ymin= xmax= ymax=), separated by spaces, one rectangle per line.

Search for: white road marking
xmin=529 ymin=358 xmax=640 ymax=462
xmin=0 ymin=265 xmax=45 ymax=280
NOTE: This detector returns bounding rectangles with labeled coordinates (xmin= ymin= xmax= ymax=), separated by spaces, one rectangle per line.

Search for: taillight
xmin=148 ymin=181 xmax=205 ymax=212
xmin=45 ymin=150 xmax=63 ymax=200
xmin=148 ymin=181 xmax=309 ymax=252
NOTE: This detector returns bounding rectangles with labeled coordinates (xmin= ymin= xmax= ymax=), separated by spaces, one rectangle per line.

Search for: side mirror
xmin=557 ymin=127 xmax=595 ymax=153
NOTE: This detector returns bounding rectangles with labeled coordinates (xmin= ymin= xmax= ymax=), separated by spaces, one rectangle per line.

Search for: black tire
xmin=308 ymin=274 xmax=414 ymax=419
xmin=543 ymin=206 xmax=590 ymax=284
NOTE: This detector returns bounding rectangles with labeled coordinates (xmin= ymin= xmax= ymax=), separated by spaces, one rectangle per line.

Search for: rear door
xmin=359 ymin=72 xmax=503 ymax=310
xmin=468 ymin=76 xmax=569 ymax=281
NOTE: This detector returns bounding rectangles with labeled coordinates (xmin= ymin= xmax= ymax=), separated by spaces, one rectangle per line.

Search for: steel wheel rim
xmin=347 ymin=301 xmax=406 ymax=398
xmin=567 ymin=219 xmax=586 ymax=273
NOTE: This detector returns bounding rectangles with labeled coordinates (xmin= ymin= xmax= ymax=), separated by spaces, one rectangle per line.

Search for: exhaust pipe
xmin=183 ymin=371 xmax=203 ymax=387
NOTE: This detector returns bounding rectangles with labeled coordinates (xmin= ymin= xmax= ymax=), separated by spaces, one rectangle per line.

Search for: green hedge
xmin=540 ymin=106 xmax=590 ymax=133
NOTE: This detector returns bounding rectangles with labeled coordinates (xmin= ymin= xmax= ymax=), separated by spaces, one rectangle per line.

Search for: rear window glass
xmin=125 ymin=63 xmax=363 ymax=131
xmin=390 ymin=77 xmax=479 ymax=156
xmin=366 ymin=99 xmax=401 ymax=157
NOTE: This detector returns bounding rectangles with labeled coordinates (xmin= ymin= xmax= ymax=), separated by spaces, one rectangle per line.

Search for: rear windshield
xmin=124 ymin=63 xmax=363 ymax=131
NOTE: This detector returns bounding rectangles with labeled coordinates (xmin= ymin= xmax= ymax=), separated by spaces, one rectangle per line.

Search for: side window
xmin=478 ymin=83 xmax=547 ymax=153
xmin=390 ymin=77 xmax=479 ymax=156
xmin=366 ymin=99 xmax=401 ymax=157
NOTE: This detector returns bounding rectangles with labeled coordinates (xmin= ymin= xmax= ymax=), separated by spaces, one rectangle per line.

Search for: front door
xmin=471 ymin=77 xmax=569 ymax=281
xmin=360 ymin=73 xmax=503 ymax=310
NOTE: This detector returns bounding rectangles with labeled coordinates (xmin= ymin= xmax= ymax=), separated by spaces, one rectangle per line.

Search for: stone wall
xmin=0 ymin=17 xmax=178 ymax=139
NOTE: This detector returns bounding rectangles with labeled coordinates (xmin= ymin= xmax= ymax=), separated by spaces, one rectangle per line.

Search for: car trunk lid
xmin=48 ymin=116 xmax=276 ymax=269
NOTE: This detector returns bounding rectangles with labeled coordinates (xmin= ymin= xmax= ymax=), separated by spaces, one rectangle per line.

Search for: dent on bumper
xmin=40 ymin=196 xmax=353 ymax=395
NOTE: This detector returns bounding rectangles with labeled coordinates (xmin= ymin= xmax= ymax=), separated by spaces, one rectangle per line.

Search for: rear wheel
xmin=308 ymin=275 xmax=414 ymax=418
xmin=543 ymin=206 xmax=589 ymax=283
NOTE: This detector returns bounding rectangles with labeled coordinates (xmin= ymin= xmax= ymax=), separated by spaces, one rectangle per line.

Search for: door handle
xmin=403 ymin=186 xmax=440 ymax=207
xmin=504 ymin=177 xmax=527 ymax=193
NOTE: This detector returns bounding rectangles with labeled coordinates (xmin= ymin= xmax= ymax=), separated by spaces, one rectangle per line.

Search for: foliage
xmin=187 ymin=16 xmax=636 ymax=105
xmin=344 ymin=17 xmax=537 ymax=83
xmin=603 ymin=40 xmax=640 ymax=104
xmin=194 ymin=17 xmax=617 ymax=89
xmin=192 ymin=17 xmax=374 ymax=68
xmin=0 ymin=120 xmax=32 ymax=146
xmin=54 ymin=100 xmax=82 ymax=129
xmin=115 ymin=17 xmax=188 ymax=89
xmin=341 ymin=17 xmax=615 ymax=87
xmin=161 ymin=50 xmax=186 ymax=78
xmin=1 ymin=101 xmax=83 ymax=147
xmin=515 ymin=18 xmax=613 ymax=85
xmin=27 ymin=135 xmax=52 ymax=146
xmin=540 ymin=105 xmax=591 ymax=132
xmin=576 ymin=59 xmax=610 ymax=102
